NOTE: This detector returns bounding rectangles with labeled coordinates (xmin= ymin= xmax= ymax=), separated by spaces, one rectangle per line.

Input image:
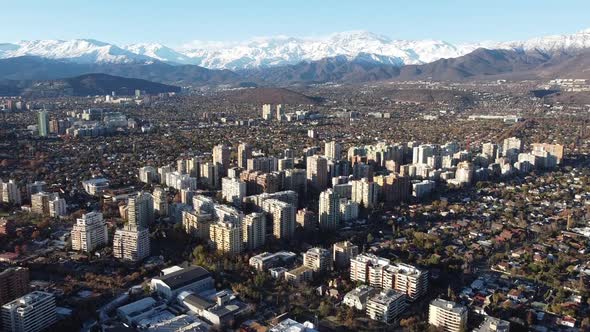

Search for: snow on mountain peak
xmin=2 ymin=28 xmax=590 ymax=69
xmin=0 ymin=39 xmax=151 ymax=64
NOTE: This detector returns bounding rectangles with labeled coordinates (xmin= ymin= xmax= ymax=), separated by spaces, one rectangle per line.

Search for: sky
xmin=4 ymin=0 xmax=590 ymax=46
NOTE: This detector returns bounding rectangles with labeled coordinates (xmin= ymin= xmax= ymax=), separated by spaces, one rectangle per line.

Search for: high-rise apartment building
xmin=262 ymin=199 xmax=296 ymax=240
xmin=1 ymin=291 xmax=57 ymax=332
xmin=366 ymin=290 xmax=407 ymax=324
xmin=212 ymin=144 xmax=230 ymax=176
xmin=209 ymin=220 xmax=242 ymax=254
xmin=221 ymin=177 xmax=246 ymax=207
xmin=428 ymin=298 xmax=468 ymax=332
xmin=318 ymin=189 xmax=340 ymax=230
xmin=296 ymin=208 xmax=315 ymax=231
xmin=37 ymin=111 xmax=49 ymax=137
xmin=262 ymin=104 xmax=273 ymax=120
xmin=127 ymin=191 xmax=154 ymax=229
xmin=325 ymin=141 xmax=342 ymax=160
xmin=237 ymin=143 xmax=252 ymax=169
xmin=332 ymin=241 xmax=359 ymax=269
xmin=113 ymin=225 xmax=150 ymax=262
xmin=31 ymin=192 xmax=65 ymax=217
xmin=139 ymin=166 xmax=159 ymax=184
xmin=242 ymin=213 xmax=266 ymax=250
xmin=351 ymin=178 xmax=378 ymax=209
xmin=152 ymin=186 xmax=168 ymax=217
xmin=1 ymin=180 xmax=21 ymax=205
xmin=182 ymin=210 xmax=213 ymax=240
xmin=0 ymin=267 xmax=29 ymax=306
xmin=71 ymin=211 xmax=108 ymax=253
xmin=303 ymin=247 xmax=332 ymax=273
xmin=306 ymin=155 xmax=328 ymax=192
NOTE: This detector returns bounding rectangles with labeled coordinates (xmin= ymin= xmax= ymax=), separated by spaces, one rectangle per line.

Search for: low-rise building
xmin=151 ymin=266 xmax=214 ymax=300
xmin=343 ymin=285 xmax=377 ymax=311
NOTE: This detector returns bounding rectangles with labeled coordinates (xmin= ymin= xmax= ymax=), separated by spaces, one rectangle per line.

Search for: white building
xmin=428 ymin=298 xmax=468 ymax=332
xmin=81 ymin=178 xmax=109 ymax=196
xmin=221 ymin=177 xmax=246 ymax=207
xmin=249 ymin=251 xmax=297 ymax=271
xmin=1 ymin=291 xmax=57 ymax=332
xmin=113 ymin=225 xmax=150 ymax=262
xmin=127 ymin=191 xmax=154 ymax=229
xmin=339 ymin=199 xmax=359 ymax=222
xmin=242 ymin=213 xmax=266 ymax=250
xmin=325 ymin=141 xmax=342 ymax=160
xmin=318 ymin=189 xmax=340 ymax=230
xmin=474 ymin=316 xmax=510 ymax=332
xmin=343 ymin=285 xmax=377 ymax=311
xmin=151 ymin=266 xmax=214 ymax=300
xmin=71 ymin=211 xmax=108 ymax=253
xmin=366 ymin=290 xmax=407 ymax=324
xmin=139 ymin=166 xmax=159 ymax=184
xmin=1 ymin=180 xmax=21 ymax=205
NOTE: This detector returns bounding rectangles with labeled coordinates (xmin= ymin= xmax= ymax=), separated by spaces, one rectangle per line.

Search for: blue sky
xmin=4 ymin=0 xmax=590 ymax=46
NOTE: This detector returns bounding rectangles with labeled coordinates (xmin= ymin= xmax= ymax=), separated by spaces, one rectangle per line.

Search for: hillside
xmin=0 ymin=73 xmax=180 ymax=97
xmin=217 ymin=87 xmax=321 ymax=105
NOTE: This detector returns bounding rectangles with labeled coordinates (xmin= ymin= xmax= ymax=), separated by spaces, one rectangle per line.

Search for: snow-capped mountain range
xmin=1 ymin=29 xmax=590 ymax=70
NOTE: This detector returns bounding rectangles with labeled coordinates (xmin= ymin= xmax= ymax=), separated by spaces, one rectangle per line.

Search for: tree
xmin=318 ymin=301 xmax=332 ymax=317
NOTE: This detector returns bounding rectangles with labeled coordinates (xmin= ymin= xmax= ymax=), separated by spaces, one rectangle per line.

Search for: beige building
xmin=182 ymin=210 xmax=213 ymax=240
xmin=428 ymin=298 xmax=468 ymax=332
xmin=210 ymin=220 xmax=242 ymax=254
xmin=237 ymin=143 xmax=252 ymax=169
xmin=262 ymin=199 xmax=296 ymax=240
xmin=303 ymin=247 xmax=332 ymax=273
xmin=324 ymin=141 xmax=342 ymax=160
xmin=351 ymin=178 xmax=378 ymax=209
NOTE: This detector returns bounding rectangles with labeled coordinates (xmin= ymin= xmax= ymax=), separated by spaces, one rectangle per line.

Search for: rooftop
xmin=153 ymin=266 xmax=211 ymax=291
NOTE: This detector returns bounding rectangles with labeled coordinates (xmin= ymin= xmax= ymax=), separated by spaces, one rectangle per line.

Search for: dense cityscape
xmin=2 ymin=2 xmax=590 ymax=332
xmin=0 ymin=75 xmax=589 ymax=332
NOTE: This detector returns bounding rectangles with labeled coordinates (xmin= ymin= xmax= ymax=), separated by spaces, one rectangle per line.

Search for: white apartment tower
xmin=1 ymin=180 xmax=21 ymax=205
xmin=242 ymin=213 xmax=266 ymax=250
xmin=1 ymin=291 xmax=57 ymax=332
xmin=113 ymin=225 xmax=150 ymax=262
xmin=221 ymin=177 xmax=246 ymax=207
xmin=325 ymin=141 xmax=342 ymax=160
xmin=127 ymin=191 xmax=154 ymax=229
xmin=71 ymin=211 xmax=108 ymax=253
xmin=428 ymin=298 xmax=468 ymax=332
xmin=319 ymin=189 xmax=340 ymax=230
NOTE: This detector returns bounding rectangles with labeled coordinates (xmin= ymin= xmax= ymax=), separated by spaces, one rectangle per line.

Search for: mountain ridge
xmin=2 ymin=29 xmax=590 ymax=70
